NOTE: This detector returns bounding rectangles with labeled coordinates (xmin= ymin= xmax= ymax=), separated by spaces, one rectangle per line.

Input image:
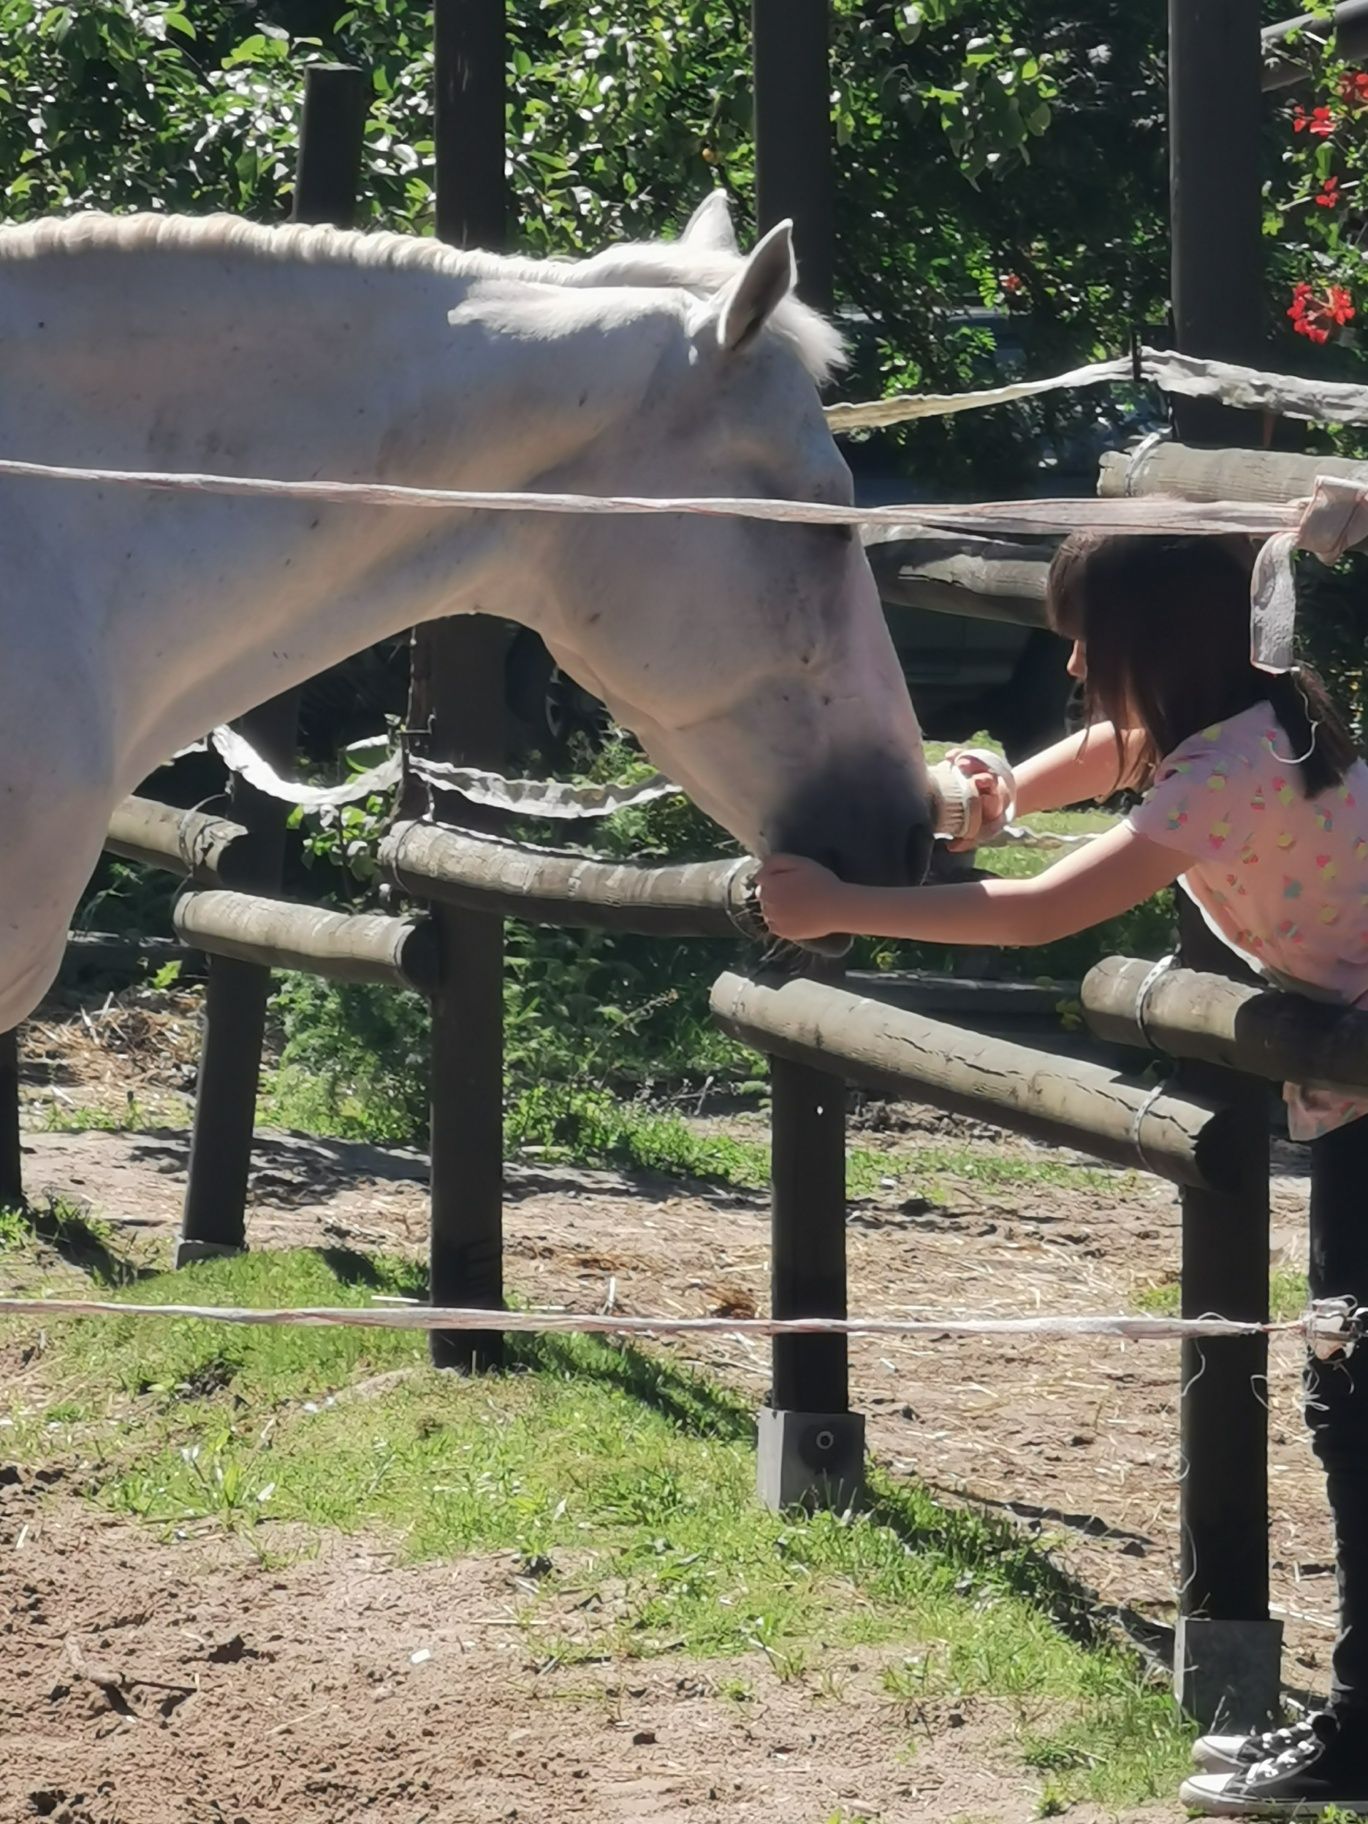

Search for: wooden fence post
xmin=1168 ymin=0 xmax=1281 ymax=1727
xmin=752 ymin=0 xmax=834 ymax=314
xmin=176 ymin=64 xmax=369 ymax=1267
xmin=1170 ymin=0 xmax=1264 ymax=437
xmin=757 ymin=1054 xmax=862 ymax=1509
xmin=0 ymin=1029 xmax=21 ymax=1210
xmin=1173 ymin=911 xmax=1278 ymax=1726
xmin=751 ymin=0 xmax=855 ymax=1508
xmin=417 ymin=0 xmax=509 ymax=1372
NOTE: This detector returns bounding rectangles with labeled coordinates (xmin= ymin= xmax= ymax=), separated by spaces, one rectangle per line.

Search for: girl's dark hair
xmin=1045 ymin=531 xmax=1356 ymax=798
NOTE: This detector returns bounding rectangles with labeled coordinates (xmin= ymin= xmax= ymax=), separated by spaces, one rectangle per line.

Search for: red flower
xmin=1288 ymin=280 xmax=1355 ymax=343
xmin=1340 ymin=70 xmax=1368 ymax=108
xmin=1327 ymin=284 xmax=1355 ymax=324
xmin=1287 ymin=282 xmax=1329 ymax=342
xmin=1000 ymin=272 xmax=1024 ymax=294
xmin=1293 ymin=104 xmax=1336 ymax=136
xmin=1316 ymin=176 xmax=1342 ymax=207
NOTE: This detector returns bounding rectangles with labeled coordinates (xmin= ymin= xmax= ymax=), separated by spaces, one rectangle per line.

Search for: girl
xmin=758 ymin=532 xmax=1368 ymax=1819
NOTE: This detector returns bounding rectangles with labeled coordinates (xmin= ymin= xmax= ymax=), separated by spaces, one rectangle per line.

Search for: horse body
xmin=0 ymin=199 xmax=933 ymax=1030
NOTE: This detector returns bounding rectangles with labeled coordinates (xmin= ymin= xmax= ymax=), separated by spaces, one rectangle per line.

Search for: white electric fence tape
xmin=0 ymin=1293 xmax=1354 ymax=1350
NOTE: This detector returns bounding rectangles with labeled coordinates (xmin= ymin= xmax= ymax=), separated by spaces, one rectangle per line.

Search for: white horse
xmin=0 ymin=194 xmax=932 ymax=1031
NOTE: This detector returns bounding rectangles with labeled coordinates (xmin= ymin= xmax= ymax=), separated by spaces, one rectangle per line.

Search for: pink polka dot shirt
xmin=1127 ymin=702 xmax=1368 ymax=1140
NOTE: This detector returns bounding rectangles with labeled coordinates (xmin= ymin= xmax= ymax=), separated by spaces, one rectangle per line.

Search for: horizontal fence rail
xmin=1099 ymin=441 xmax=1368 ymax=506
xmin=381 ymin=822 xmax=760 ymax=939
xmin=711 ymin=970 xmax=1247 ymax=1192
xmin=871 ymin=444 xmax=1368 ymax=627
xmin=863 ymin=528 xmax=1051 ymax=629
xmin=1083 ymin=956 xmax=1368 ymax=1097
xmin=173 ymin=890 xmax=441 ymax=994
xmin=106 ymin=795 xmax=266 ymax=890
xmin=1262 ymin=0 xmax=1368 ymax=91
xmin=826 ymin=345 xmax=1368 ymax=434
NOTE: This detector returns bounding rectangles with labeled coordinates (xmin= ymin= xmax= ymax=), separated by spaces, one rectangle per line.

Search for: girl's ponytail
xmin=1265 ymin=666 xmax=1358 ymax=799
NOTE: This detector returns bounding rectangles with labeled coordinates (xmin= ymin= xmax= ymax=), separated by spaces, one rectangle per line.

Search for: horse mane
xmin=0 ymin=211 xmax=844 ymax=383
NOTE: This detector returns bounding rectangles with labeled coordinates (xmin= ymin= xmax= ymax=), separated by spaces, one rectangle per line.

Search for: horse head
xmin=473 ymin=197 xmax=936 ymax=890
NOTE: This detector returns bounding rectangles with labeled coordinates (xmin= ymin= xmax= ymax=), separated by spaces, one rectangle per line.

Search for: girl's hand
xmin=756 ymin=854 xmax=850 ymax=943
xmin=943 ymin=749 xmax=1011 ymax=851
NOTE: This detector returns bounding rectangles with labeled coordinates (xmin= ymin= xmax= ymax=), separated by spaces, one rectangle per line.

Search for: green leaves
xmin=901 ymin=28 xmax=1059 ymax=182
xmin=894 ymin=5 xmax=923 ymax=46
xmin=0 ymin=2 xmax=1179 ymax=480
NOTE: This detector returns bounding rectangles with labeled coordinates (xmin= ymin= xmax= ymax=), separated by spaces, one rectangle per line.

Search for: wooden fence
xmin=24 ymin=776 xmax=1368 ymax=1733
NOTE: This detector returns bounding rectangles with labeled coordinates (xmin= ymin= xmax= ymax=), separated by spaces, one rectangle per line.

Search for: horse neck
xmin=0 ymin=240 xmax=676 ymax=786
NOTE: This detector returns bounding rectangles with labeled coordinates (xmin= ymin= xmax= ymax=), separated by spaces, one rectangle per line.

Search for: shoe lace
xmin=1252 ymin=1720 xmax=1313 ymax=1759
xmin=1249 ymin=1734 xmax=1322 ymax=1782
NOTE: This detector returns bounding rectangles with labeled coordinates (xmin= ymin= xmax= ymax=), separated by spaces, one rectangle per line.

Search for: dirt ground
xmin=2 ymin=1485 xmax=1158 ymax=1824
xmin=0 ymin=998 xmax=1339 ymax=1822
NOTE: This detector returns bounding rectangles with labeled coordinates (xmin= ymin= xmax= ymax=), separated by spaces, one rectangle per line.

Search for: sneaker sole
xmin=1179 ymin=1774 xmax=1368 ymax=1817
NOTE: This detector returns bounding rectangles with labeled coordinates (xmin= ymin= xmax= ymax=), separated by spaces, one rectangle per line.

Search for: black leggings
xmin=1306 ymin=1113 xmax=1368 ymax=1715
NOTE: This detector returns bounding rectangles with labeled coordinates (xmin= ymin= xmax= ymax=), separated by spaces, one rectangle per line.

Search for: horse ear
xmin=680 ymin=189 xmax=739 ymax=255
xmin=717 ymin=220 xmax=797 ymax=354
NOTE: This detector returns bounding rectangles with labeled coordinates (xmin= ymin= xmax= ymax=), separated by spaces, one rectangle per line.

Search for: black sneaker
xmin=1191 ymin=1716 xmax=1320 ymax=1777
xmin=1181 ymin=1712 xmax=1368 ymax=1816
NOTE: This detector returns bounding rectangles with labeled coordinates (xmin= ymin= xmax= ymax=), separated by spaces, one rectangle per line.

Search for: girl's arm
xmin=1000 ymin=722 xmax=1146 ymax=817
xmin=758 ymin=821 xmax=1182 ymax=949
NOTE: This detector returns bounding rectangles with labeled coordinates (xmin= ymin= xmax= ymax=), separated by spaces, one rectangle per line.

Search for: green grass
xmin=884 ymin=1143 xmax=1133 ymax=1199
xmin=973 ymin=807 xmax=1121 ymax=883
xmin=263 ymin=1069 xmax=1132 ymax=1205
xmin=0 ymin=1195 xmax=134 ymax=1284
xmin=505 ymin=1085 xmax=1133 ymax=1202
xmin=0 ymin=1203 xmax=30 ymax=1251
xmin=38 ymin=1096 xmax=186 ymax=1135
xmin=508 ymin=1083 xmax=772 ymax=1187
xmin=0 ymin=1243 xmax=1192 ymax=1810
xmin=1135 ymin=1268 xmax=1309 ymax=1323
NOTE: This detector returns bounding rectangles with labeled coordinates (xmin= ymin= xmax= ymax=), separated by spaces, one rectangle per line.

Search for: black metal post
xmin=422 ymin=0 xmax=509 ymax=1371
xmin=1168 ymin=0 xmax=1280 ymax=1725
xmin=752 ymin=0 xmax=834 ymax=313
xmin=177 ymin=65 xmax=369 ymax=1266
xmin=0 ymin=1029 xmax=21 ymax=1209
